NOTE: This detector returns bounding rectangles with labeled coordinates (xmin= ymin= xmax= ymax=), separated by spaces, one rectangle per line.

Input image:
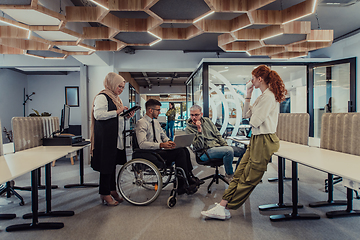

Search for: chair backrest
xmin=320 ymin=113 xmax=360 ymax=155
xmin=276 ymin=113 xmax=309 ymax=145
xmin=12 ymin=116 xmax=59 ymax=152
xmin=0 ymin=119 xmax=3 ymax=156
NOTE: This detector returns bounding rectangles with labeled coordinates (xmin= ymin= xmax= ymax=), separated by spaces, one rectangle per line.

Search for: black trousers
xmin=99 ymin=170 xmax=116 ymax=195
xmin=98 ymin=149 xmax=126 ymax=195
xmin=156 ymin=147 xmax=193 ymax=180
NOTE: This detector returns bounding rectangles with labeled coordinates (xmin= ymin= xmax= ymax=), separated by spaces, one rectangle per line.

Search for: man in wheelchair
xmin=135 ymin=99 xmax=203 ymax=195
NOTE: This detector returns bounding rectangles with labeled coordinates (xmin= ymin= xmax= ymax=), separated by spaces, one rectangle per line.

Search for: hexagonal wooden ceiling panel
xmin=0 ymin=0 xmax=333 ymax=59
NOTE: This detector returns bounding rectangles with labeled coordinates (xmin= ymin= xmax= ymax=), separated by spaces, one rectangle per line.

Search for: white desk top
xmin=275 ymin=141 xmax=360 ymax=183
xmin=0 ymin=144 xmax=90 ymax=185
xmin=0 ymin=150 xmax=67 ymax=184
xmin=228 ymin=138 xmax=360 ymax=183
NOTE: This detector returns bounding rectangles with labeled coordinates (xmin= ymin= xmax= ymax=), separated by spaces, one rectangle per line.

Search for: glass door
xmin=310 ymin=58 xmax=356 ymax=138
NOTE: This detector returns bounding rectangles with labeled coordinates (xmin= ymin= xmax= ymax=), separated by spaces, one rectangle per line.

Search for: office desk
xmin=270 ymin=141 xmax=360 ymax=221
xmin=61 ymin=144 xmax=99 ymax=188
xmin=1 ymin=149 xmax=67 ymax=231
xmin=1 ymin=144 xmax=92 ymax=231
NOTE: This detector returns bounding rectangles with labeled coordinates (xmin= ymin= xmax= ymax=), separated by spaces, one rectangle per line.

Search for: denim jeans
xmin=200 ymin=146 xmax=246 ymax=175
xmin=166 ymin=120 xmax=175 ymax=141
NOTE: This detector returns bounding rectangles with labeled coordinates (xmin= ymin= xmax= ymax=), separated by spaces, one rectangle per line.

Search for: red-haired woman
xmin=201 ymin=65 xmax=287 ymax=220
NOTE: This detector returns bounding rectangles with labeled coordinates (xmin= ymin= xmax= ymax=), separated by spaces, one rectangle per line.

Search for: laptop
xmin=169 ymin=133 xmax=195 ymax=149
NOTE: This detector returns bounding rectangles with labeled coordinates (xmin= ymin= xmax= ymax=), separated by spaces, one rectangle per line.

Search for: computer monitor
xmin=60 ymin=104 xmax=70 ymax=133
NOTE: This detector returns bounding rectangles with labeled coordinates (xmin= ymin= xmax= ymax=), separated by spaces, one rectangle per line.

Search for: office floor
xmin=1 ymin=146 xmax=360 ymax=240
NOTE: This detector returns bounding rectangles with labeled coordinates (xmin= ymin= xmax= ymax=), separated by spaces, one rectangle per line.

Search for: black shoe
xmin=191 ymin=177 xmax=205 ymax=186
xmin=186 ymin=184 xmax=198 ymax=195
xmin=177 ymin=187 xmax=187 ymax=195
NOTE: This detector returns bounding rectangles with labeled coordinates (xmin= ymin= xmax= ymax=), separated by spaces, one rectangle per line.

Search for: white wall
xmin=114 ymin=50 xmax=217 ymax=72
xmin=139 ymin=85 xmax=185 ymax=94
xmin=310 ymin=32 xmax=360 ymax=111
xmin=0 ymin=69 xmax=27 ymax=143
xmin=27 ymin=72 xmax=81 ymax=125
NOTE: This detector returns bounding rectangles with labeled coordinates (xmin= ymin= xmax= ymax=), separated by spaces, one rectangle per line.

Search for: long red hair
xmin=252 ymin=65 xmax=287 ymax=103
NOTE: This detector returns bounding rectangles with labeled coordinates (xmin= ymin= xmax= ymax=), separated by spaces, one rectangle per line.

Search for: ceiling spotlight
xmin=88 ymin=0 xmax=109 ymax=10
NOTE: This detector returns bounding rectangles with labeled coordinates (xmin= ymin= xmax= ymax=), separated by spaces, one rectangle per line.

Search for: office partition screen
xmin=187 ymin=63 xmax=307 ymax=137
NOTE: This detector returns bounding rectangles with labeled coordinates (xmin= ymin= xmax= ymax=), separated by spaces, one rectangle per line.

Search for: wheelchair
xmin=116 ymin=131 xmax=194 ymax=208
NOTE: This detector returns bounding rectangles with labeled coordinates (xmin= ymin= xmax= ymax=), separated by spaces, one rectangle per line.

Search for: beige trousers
xmin=222 ymin=133 xmax=279 ymax=210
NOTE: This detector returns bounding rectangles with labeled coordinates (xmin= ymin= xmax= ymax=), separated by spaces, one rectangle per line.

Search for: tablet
xmin=120 ymin=105 xmax=141 ymax=117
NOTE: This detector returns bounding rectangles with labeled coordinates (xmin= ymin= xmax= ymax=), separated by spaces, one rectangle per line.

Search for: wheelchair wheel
xmin=161 ymin=168 xmax=174 ymax=188
xmin=167 ymin=196 xmax=177 ymax=208
xmin=117 ymin=159 xmax=163 ymax=206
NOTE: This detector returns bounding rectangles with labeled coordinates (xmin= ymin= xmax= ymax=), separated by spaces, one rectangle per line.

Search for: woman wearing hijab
xmin=91 ymin=72 xmax=134 ymax=206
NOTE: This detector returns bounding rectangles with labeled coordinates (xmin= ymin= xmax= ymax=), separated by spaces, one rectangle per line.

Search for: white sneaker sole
xmin=201 ymin=211 xmax=226 ymax=220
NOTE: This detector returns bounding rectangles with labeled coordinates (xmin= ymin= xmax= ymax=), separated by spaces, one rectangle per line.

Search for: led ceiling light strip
xmin=149 ymin=39 xmax=162 ymax=46
xmin=147 ymin=31 xmax=162 ymax=40
xmin=232 ymin=24 xmax=252 ymax=33
xmin=307 ymin=39 xmax=333 ymax=42
xmin=88 ymin=0 xmax=109 ymax=10
xmin=193 ymin=11 xmax=215 ymax=23
xmin=312 ymin=0 xmax=318 ymax=13
xmin=261 ymin=33 xmax=283 ymax=41
xmin=283 ymin=0 xmax=318 ymax=25
xmin=0 ymin=19 xmax=28 ymax=31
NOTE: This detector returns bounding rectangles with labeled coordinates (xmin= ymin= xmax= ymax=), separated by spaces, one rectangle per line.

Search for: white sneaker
xmin=201 ymin=203 xmax=229 ymax=220
xmin=224 ymin=207 xmax=231 ymax=219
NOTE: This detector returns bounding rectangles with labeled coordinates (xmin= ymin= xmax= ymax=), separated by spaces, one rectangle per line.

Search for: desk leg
xmin=326 ymin=187 xmax=360 ymax=218
xmin=270 ymin=161 xmax=320 ymax=221
xmin=259 ymin=157 xmax=302 ymax=210
xmin=6 ymin=169 xmax=64 ymax=232
xmin=14 ymin=168 xmax=58 ymax=191
xmin=309 ymin=173 xmax=347 ymax=207
xmin=23 ymin=163 xmax=74 ymax=219
xmin=64 ymin=149 xmax=98 ymax=188
xmin=268 ymin=158 xmax=292 ymax=182
xmin=0 ymin=214 xmax=16 ymax=219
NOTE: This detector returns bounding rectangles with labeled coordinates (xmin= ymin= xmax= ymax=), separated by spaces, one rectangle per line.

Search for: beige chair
xmin=311 ymin=112 xmax=360 ymax=207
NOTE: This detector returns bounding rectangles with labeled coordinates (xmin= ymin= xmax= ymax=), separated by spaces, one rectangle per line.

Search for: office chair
xmin=195 ymin=150 xmax=228 ymax=193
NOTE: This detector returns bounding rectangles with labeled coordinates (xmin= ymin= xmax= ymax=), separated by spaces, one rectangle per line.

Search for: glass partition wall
xmin=310 ymin=59 xmax=355 ymax=138
xmin=187 ymin=59 xmax=356 ymax=138
xmin=186 ymin=63 xmax=308 ymax=137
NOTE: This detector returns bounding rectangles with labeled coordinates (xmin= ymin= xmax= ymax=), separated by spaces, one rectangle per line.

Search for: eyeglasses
xmin=152 ymin=108 xmax=161 ymax=112
xmin=118 ymin=85 xmax=125 ymax=89
xmin=190 ymin=114 xmax=201 ymax=117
